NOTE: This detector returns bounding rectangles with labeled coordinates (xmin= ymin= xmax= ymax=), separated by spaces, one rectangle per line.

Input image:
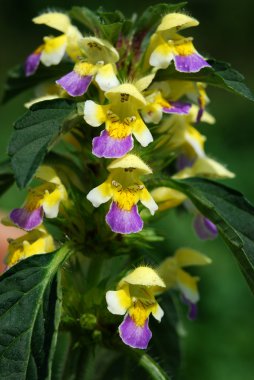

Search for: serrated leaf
xmin=1 ymin=62 xmax=73 ymax=104
xmin=155 ymin=59 xmax=254 ymax=101
xmin=153 ymin=177 xmax=254 ymax=293
xmin=8 ymin=99 xmax=78 ymax=188
xmin=0 ymin=245 xmax=70 ymax=380
xmin=134 ymin=2 xmax=187 ymax=33
xmin=0 ymin=160 xmax=14 ymax=197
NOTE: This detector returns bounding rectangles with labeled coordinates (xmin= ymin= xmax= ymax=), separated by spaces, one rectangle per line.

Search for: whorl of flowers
xmin=4 ymin=8 xmax=236 ymax=352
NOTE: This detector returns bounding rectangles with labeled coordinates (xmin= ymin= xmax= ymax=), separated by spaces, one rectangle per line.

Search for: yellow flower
xmin=5 ymin=227 xmax=55 ymax=269
xmin=25 ymin=12 xmax=82 ymax=76
xmin=106 ymin=266 xmax=165 ymax=349
xmin=146 ymin=13 xmax=210 ymax=73
xmin=157 ymin=248 xmax=211 ymax=318
xmin=84 ymin=84 xmax=153 ymax=158
xmin=10 ymin=166 xmax=67 ymax=231
xmin=87 ymin=154 xmax=158 ymax=234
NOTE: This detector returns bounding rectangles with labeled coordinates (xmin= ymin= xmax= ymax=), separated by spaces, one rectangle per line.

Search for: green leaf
xmin=155 ymin=59 xmax=254 ymax=101
xmin=134 ymin=2 xmax=187 ymax=33
xmin=69 ymin=6 xmax=101 ymax=33
xmin=1 ymin=62 xmax=73 ymax=104
xmin=0 ymin=160 xmax=14 ymax=197
xmin=70 ymin=6 xmax=132 ymax=44
xmin=97 ymin=9 xmax=133 ymax=43
xmin=8 ymin=99 xmax=78 ymax=188
xmin=0 ymin=245 xmax=71 ymax=380
xmin=99 ymin=22 xmax=126 ymax=44
xmin=152 ymin=177 xmax=254 ymax=293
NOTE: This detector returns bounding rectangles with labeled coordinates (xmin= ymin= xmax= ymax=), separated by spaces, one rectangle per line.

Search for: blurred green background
xmin=0 ymin=0 xmax=253 ymax=379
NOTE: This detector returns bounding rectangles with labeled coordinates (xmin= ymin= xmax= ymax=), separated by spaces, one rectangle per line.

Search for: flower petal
xmin=157 ymin=13 xmax=199 ymax=33
xmin=84 ymin=100 xmax=107 ymax=127
xmin=134 ymin=73 xmax=156 ymax=92
xmin=123 ymin=266 xmax=165 ymax=288
xmin=10 ymin=207 xmax=44 ymax=231
xmin=191 ymin=156 xmax=235 ymax=179
xmin=33 ymin=12 xmax=71 ymax=33
xmin=105 ymin=84 xmax=146 ymax=109
xmin=142 ymin=105 xmax=163 ymax=124
xmin=25 ymin=51 xmax=42 ymax=77
xmin=119 ymin=314 xmax=152 ymax=349
xmin=42 ymin=201 xmax=60 ymax=219
xmin=181 ymin=295 xmax=198 ymax=320
xmin=80 ymin=36 xmax=119 ymax=63
xmin=176 ymin=155 xmax=195 ymax=171
xmin=175 ymin=247 xmax=212 ymax=267
xmin=92 ymin=130 xmax=134 ymax=158
xmin=86 ymin=182 xmax=112 ymax=208
xmin=177 ymin=269 xmax=199 ymax=304
xmin=163 ymin=101 xmax=191 ymax=115
xmin=95 ymin=64 xmax=120 ymax=91
xmin=132 ymin=118 xmax=153 ymax=147
xmin=56 ymin=71 xmax=93 ymax=96
xmin=193 ymin=214 xmax=218 ymax=240
xmin=149 ymin=43 xmax=174 ymax=69
xmin=107 ymin=154 xmax=152 ymax=175
xmin=174 ymin=53 xmax=210 ymax=73
xmin=41 ymin=35 xmax=67 ymax=66
xmin=151 ymin=187 xmax=186 ymax=210
xmin=152 ymin=303 xmax=164 ymax=322
xmin=140 ymin=188 xmax=158 ymax=215
xmin=106 ymin=202 xmax=143 ymax=234
xmin=106 ymin=289 xmax=131 ymax=315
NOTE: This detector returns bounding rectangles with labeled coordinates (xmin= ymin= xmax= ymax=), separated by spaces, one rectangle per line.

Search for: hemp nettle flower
xmin=149 ymin=80 xmax=209 ymax=123
xmin=84 ymin=84 xmax=153 ymax=158
xmin=141 ymin=90 xmax=191 ymax=124
xmin=157 ymin=248 xmax=211 ymax=319
xmin=25 ymin=12 xmax=82 ymax=76
xmin=86 ymin=154 xmax=158 ymax=234
xmin=152 ymin=150 xmax=234 ymax=240
xmin=10 ymin=166 xmax=67 ymax=231
xmin=5 ymin=227 xmax=55 ymax=269
xmin=158 ymin=105 xmax=215 ymax=155
xmin=148 ymin=13 xmax=210 ymax=72
xmin=56 ymin=37 xmax=120 ymax=96
xmin=106 ymin=266 xmax=165 ymax=349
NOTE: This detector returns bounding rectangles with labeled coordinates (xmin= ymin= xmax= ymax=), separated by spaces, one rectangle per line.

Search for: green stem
xmin=128 ymin=350 xmax=171 ymax=380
